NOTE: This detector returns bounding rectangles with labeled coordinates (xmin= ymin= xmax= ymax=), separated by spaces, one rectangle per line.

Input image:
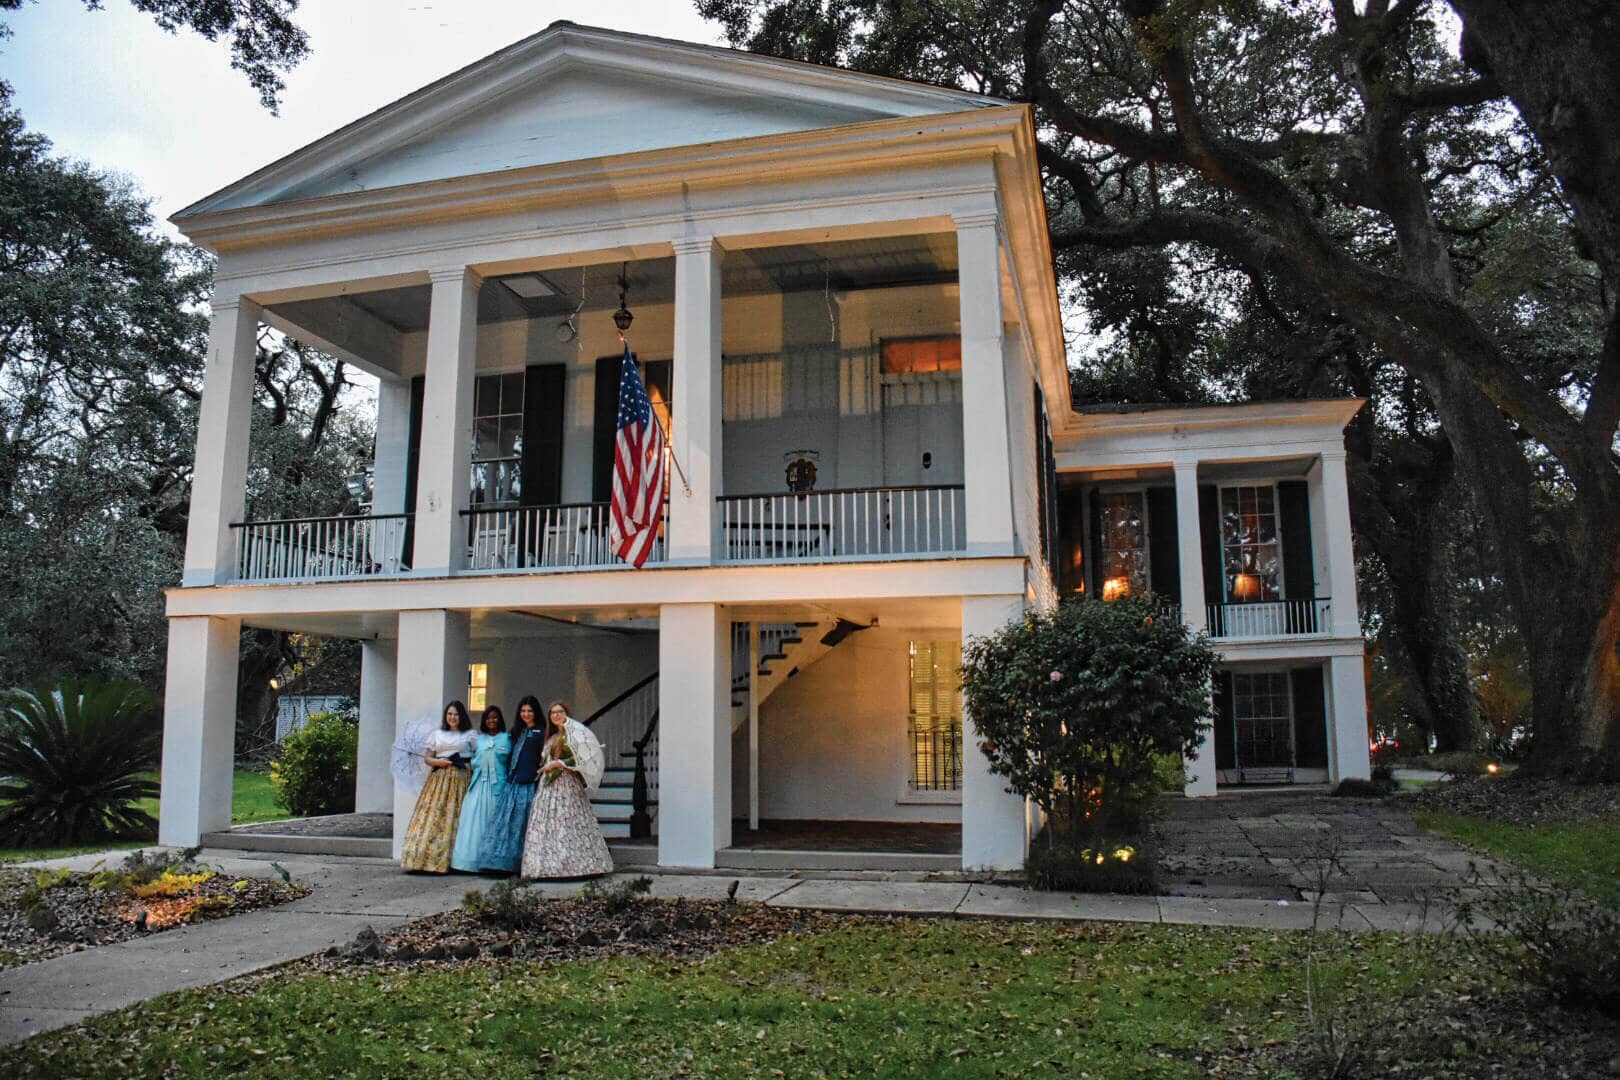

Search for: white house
xmin=157 ymin=22 xmax=1370 ymax=872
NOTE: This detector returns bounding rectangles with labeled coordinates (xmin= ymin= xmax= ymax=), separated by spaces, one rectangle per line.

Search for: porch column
xmin=411 ymin=267 xmax=481 ymax=576
xmin=962 ymin=593 xmax=1028 ymax=871
xmin=392 ymin=609 xmax=470 ymax=858
xmin=158 ymin=616 xmax=241 ymax=845
xmin=669 ymin=235 xmax=723 ymax=563
xmin=181 ymin=293 xmax=260 ymax=586
xmin=956 ymin=211 xmax=1015 ymax=553
xmin=1174 ymin=460 xmax=1218 ymax=796
xmin=371 ymin=375 xmax=413 ymax=515
xmin=1326 ymin=654 xmax=1372 ymax=782
xmin=658 ymin=602 xmax=731 ymax=867
xmin=356 ymin=637 xmax=398 ymax=814
xmin=1317 ymin=450 xmax=1362 ymax=638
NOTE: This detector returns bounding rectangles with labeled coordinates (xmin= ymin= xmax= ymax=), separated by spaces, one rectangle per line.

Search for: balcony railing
xmin=461 ymin=501 xmax=666 ymax=572
xmin=717 ymin=485 xmax=965 ymax=563
xmin=1206 ymin=598 xmax=1331 ymax=639
xmin=231 ymin=514 xmax=412 ymax=583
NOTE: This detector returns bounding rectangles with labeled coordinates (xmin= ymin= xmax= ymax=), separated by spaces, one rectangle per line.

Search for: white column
xmin=392 ymin=609 xmax=470 ymax=858
xmin=411 ymin=267 xmax=481 ymax=575
xmin=1318 ymin=450 xmax=1362 ymax=638
xmin=356 ymin=637 xmax=397 ymax=814
xmin=748 ymin=621 xmax=760 ymax=831
xmin=371 ymin=375 xmax=413 ymax=515
xmin=1326 ymin=654 xmax=1372 ymax=782
xmin=1173 ymin=460 xmax=1218 ymax=797
xmin=158 ymin=616 xmax=241 ymax=845
xmin=669 ymin=235 xmax=723 ymax=562
xmin=956 ymin=212 xmax=1015 ymax=553
xmin=658 ymin=602 xmax=731 ymax=867
xmin=181 ymin=294 xmax=260 ymax=586
xmin=962 ymin=594 xmax=1029 ymax=871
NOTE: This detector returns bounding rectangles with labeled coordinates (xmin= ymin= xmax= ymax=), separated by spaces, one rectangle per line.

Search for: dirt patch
xmin=1409 ymin=774 xmax=1620 ymax=826
xmin=0 ymin=868 xmax=308 ymax=971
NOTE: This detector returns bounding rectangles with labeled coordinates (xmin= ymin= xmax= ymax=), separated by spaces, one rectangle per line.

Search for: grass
xmin=0 ymin=770 xmax=293 ymax=864
xmin=1417 ymin=811 xmax=1620 ymax=908
xmin=0 ymin=919 xmax=1537 ymax=1079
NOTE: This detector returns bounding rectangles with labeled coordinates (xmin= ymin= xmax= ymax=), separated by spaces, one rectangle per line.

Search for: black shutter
xmin=1213 ymin=670 xmax=1235 ymax=771
xmin=1198 ymin=485 xmax=1223 ymax=634
xmin=1146 ymin=487 xmax=1180 ymax=605
xmin=1087 ymin=488 xmax=1103 ymax=597
xmin=402 ymin=375 xmax=425 ymax=568
xmin=1278 ymin=481 xmax=1314 ymax=600
xmin=1058 ymin=488 xmax=1086 ymax=597
xmin=642 ymin=359 xmax=671 ymax=412
xmin=591 ymin=355 xmax=621 ymax=504
xmin=1292 ymin=666 xmax=1328 ymax=768
xmin=520 ymin=364 xmax=565 ymax=507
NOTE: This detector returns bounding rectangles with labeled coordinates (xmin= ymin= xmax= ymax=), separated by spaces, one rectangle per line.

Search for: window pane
xmin=1099 ymin=491 xmax=1149 ymax=598
xmin=473 ymin=418 xmax=500 ymax=460
xmin=475 ymin=374 xmax=500 ymax=419
xmin=501 ymin=371 xmax=525 ymax=414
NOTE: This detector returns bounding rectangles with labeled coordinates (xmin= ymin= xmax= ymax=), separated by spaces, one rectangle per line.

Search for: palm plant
xmin=0 ymin=681 xmax=161 ymax=844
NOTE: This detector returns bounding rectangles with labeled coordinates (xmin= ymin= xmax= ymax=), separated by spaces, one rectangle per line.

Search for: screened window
xmin=1098 ymin=491 xmax=1149 ymax=600
xmin=908 ymin=640 xmax=963 ymax=792
xmin=1231 ymin=672 xmax=1293 ymax=768
xmin=1219 ymin=484 xmax=1283 ymax=602
xmin=470 ymin=372 xmax=525 ymax=505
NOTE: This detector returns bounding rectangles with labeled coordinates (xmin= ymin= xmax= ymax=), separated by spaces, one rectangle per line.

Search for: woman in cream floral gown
xmin=520 ymin=702 xmax=613 ymax=879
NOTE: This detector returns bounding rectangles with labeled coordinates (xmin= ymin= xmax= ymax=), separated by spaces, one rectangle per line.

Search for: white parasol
xmin=390 ymin=716 xmax=441 ymax=795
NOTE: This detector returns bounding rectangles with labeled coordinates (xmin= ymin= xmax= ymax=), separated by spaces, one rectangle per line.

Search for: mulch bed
xmin=288 ymin=890 xmax=855 ymax=978
xmin=1410 ymin=774 xmax=1620 ymax=826
xmin=0 ymin=868 xmax=308 ymax=971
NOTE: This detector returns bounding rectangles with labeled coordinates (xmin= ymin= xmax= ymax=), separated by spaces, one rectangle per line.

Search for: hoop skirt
xmin=400 ymin=766 xmax=471 ymax=873
xmin=520 ymin=770 xmax=613 ymax=879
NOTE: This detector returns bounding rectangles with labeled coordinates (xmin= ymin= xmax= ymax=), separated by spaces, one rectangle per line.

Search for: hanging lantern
xmin=612 ymin=265 xmax=634 ymax=333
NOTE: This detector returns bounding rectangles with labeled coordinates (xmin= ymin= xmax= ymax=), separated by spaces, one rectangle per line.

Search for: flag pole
xmin=622 ymin=329 xmax=693 ymax=498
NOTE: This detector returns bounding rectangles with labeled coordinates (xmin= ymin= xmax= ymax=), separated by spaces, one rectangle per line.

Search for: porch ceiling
xmin=267 ymin=234 xmax=958 ymax=338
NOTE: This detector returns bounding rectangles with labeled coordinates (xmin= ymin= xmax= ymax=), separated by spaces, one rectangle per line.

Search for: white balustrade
xmin=462 ymin=502 xmax=666 ymax=571
xmin=232 ymin=514 xmax=412 ymax=583
xmin=1205 ymin=598 xmax=1331 ymax=639
xmin=718 ymin=485 xmax=966 ymax=563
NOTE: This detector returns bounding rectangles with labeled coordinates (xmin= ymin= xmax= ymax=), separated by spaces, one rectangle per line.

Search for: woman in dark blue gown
xmin=475 ymin=695 xmax=545 ymax=873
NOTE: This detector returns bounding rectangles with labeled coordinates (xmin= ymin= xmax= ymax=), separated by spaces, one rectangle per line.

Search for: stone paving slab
xmin=766 ymin=880 xmax=971 ymax=915
xmin=956 ymin=885 xmax=1161 ymax=924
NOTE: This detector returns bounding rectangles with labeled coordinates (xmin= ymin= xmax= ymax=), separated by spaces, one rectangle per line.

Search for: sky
xmin=3 ymin=1 xmax=721 ymax=226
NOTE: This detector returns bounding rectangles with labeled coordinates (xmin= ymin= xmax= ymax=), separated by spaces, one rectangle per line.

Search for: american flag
xmin=608 ymin=345 xmax=666 ymax=567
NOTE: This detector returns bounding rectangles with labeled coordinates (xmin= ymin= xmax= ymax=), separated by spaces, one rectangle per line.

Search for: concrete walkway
xmin=0 ymin=842 xmax=1461 ymax=1047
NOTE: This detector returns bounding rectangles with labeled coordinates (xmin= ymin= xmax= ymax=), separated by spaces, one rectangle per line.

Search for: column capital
xmin=671 ymin=234 xmax=722 ymax=257
xmin=1319 ymin=448 xmax=1348 ymax=464
xmin=952 ymin=208 xmax=1000 ymax=231
xmin=1172 ymin=458 xmax=1200 ymax=474
xmin=208 ymin=294 xmax=244 ymax=315
xmin=427 ymin=265 xmax=482 ymax=287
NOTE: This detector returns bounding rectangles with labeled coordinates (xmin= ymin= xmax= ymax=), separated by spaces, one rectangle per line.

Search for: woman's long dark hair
xmin=441 ymin=700 xmax=471 ymax=732
xmin=512 ymin=695 xmax=543 ymax=740
xmin=480 ymin=705 xmax=505 ymax=735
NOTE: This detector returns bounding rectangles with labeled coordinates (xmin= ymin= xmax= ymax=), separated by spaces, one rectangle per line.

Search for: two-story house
xmin=157 ymin=23 xmax=1370 ymax=873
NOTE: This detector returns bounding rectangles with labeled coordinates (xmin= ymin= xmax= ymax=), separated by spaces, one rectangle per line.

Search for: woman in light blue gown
xmin=450 ymin=705 xmax=510 ymax=872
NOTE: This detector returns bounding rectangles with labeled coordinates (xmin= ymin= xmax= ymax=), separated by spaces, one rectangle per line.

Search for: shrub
xmin=269 ymin=712 xmax=357 ymax=817
xmin=960 ymin=596 xmax=1216 ymax=841
xmin=1455 ymin=869 xmax=1620 ymax=1018
xmin=0 ymin=681 xmax=160 ymax=844
xmin=1025 ymin=830 xmax=1159 ymax=893
xmin=1332 ymin=776 xmax=1397 ymax=798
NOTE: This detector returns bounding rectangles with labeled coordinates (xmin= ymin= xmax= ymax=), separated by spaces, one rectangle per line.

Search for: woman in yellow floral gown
xmin=400 ymin=701 xmax=476 ymax=873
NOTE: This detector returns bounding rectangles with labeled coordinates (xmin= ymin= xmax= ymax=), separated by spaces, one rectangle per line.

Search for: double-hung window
xmin=470 ymin=372 xmax=525 ymax=506
xmin=1219 ymin=484 xmax=1283 ymax=602
xmin=907 ymin=640 xmax=962 ymax=792
xmin=1098 ymin=490 xmax=1149 ymax=600
xmin=1230 ymin=671 xmax=1294 ymax=768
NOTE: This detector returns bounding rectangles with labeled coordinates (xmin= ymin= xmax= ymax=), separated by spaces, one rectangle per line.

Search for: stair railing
xmin=582 ymin=672 xmax=659 ymax=838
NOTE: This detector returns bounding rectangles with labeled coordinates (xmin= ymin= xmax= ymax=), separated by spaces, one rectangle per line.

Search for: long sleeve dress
xmin=400 ymin=728 xmax=477 ymax=873
xmin=520 ymin=718 xmax=613 ymax=879
xmin=475 ymin=724 xmax=545 ymax=873
xmin=449 ymin=732 xmax=509 ymax=872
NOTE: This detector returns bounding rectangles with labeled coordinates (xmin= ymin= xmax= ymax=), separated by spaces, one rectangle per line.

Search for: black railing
xmin=909 ymin=723 xmax=963 ymax=792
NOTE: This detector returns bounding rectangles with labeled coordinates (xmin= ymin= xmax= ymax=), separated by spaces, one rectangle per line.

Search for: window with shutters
xmin=907 ymin=640 xmax=963 ymax=792
xmin=881 ymin=335 xmax=962 ymax=375
xmin=1230 ymin=671 xmax=1294 ymax=768
xmin=470 ymin=372 xmax=524 ymax=506
xmin=1219 ymin=484 xmax=1283 ymax=602
xmin=1098 ymin=490 xmax=1150 ymax=600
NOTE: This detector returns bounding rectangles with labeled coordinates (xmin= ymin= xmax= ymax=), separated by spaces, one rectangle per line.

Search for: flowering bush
xmin=270 ymin=711 xmax=358 ymax=817
xmin=960 ymin=596 xmax=1216 ymax=840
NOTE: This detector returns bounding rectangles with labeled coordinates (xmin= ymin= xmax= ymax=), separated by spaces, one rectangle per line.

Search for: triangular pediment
xmin=179 ymin=23 xmax=1002 ymax=218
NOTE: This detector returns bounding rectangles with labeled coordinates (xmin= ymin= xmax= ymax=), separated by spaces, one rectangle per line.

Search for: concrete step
xmin=599 ymin=821 xmax=631 ymax=839
xmin=715 ymin=848 xmax=960 ymax=872
xmin=201 ymin=829 xmax=392 ymax=859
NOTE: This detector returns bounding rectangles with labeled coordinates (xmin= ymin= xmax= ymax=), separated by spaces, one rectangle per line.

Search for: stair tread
xmin=591 ymin=798 xmax=657 ymax=806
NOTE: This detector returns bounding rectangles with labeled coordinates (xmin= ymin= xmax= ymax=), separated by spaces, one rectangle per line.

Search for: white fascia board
xmin=164 ymin=557 xmax=1031 ymax=621
xmin=175 ymin=24 xmax=1001 ymax=220
xmin=1214 ymin=637 xmax=1366 ymax=662
xmin=176 ymin=106 xmax=1029 ymax=253
xmin=1053 ymin=399 xmax=1366 ymax=469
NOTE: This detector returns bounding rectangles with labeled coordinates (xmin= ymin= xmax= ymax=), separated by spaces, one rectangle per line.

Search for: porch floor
xmin=202 ymin=813 xmax=393 ymax=858
xmin=726 ymin=819 xmax=961 ymax=854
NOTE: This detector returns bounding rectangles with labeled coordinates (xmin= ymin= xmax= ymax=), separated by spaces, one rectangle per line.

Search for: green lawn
xmin=1417 ymin=811 xmax=1620 ymax=908
xmin=0 ymin=770 xmax=292 ymax=864
xmin=0 ymin=919 xmax=1567 ymax=1079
